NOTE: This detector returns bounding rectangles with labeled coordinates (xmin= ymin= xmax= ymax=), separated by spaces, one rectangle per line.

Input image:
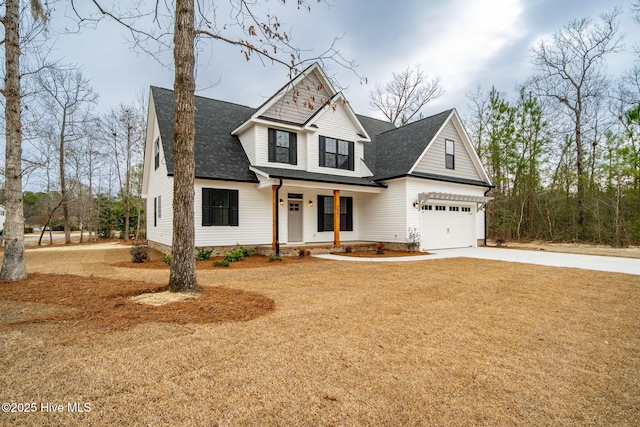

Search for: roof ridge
xmin=151 ymin=86 xmax=254 ymax=111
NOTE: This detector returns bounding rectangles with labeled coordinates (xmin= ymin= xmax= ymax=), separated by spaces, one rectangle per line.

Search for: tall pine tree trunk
xmin=0 ymin=0 xmax=27 ymax=281
xmin=168 ymin=0 xmax=198 ymax=292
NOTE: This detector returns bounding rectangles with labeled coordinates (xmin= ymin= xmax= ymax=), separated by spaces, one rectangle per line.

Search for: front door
xmin=288 ymin=201 xmax=303 ymax=242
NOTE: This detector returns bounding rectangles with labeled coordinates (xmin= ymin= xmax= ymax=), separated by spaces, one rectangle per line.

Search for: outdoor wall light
xmin=279 ymin=199 xmax=284 ymax=206
xmin=413 ymin=200 xmax=420 ymax=208
xmin=308 ymin=200 xmax=313 ymax=207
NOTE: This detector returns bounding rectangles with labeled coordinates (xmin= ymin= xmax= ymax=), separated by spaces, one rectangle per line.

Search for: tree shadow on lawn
xmin=0 ymin=273 xmax=275 ymax=331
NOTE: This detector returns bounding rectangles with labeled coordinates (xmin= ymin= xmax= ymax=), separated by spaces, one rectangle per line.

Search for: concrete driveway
xmin=316 ymin=247 xmax=640 ymax=276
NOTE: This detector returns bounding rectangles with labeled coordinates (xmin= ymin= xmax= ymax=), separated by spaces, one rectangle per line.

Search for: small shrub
xmin=269 ymin=255 xmax=282 ymax=262
xmin=345 ymin=246 xmax=353 ymax=253
xmin=195 ymin=246 xmax=213 ymax=261
xmin=406 ymin=226 xmax=421 ymax=252
xmin=224 ymin=250 xmax=244 ymax=263
xmin=236 ymin=244 xmax=254 ymax=257
xmin=495 ymin=233 xmax=507 ymax=246
xmin=129 ymin=243 xmax=149 ymax=263
xmin=214 ymin=259 xmax=230 ymax=267
xmin=224 ymin=244 xmax=254 ymax=262
xmin=24 ymin=227 xmax=34 ymax=234
xmin=162 ymin=254 xmax=172 ymax=265
xmin=298 ymin=248 xmax=310 ymax=257
xmin=376 ymin=242 xmax=386 ymax=255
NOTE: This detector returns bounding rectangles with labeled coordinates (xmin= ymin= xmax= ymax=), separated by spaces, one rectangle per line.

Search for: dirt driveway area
xmin=1 ymin=245 xmax=639 ymax=426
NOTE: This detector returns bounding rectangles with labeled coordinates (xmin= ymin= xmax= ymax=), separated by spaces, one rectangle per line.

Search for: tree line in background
xmin=463 ymin=8 xmax=640 ymax=246
xmin=20 ymin=81 xmax=147 ymax=244
xmin=1 ymin=64 xmax=147 ymax=244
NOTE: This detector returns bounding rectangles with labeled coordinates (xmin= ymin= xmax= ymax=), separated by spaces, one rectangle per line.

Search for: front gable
xmin=410 ymin=111 xmax=490 ymax=184
xmin=261 ymin=68 xmax=334 ymax=125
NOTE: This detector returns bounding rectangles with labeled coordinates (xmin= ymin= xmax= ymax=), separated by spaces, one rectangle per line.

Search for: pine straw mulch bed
xmin=0 ymin=273 xmax=274 ymax=331
xmin=330 ymin=250 xmax=428 ymax=258
xmin=111 ymin=254 xmax=323 ymax=270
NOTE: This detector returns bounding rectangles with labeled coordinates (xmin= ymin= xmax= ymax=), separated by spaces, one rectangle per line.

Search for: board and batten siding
xmin=262 ymin=70 xmax=333 ymax=124
xmin=413 ymin=120 xmax=482 ymax=181
xmin=194 ymin=180 xmax=272 ymax=247
xmin=307 ymin=102 xmax=368 ymax=178
xmin=358 ymin=179 xmax=408 ymax=243
xmin=405 ymin=177 xmax=487 ymax=241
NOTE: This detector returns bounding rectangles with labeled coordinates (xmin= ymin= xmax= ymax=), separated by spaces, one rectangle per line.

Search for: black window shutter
xmin=154 ymin=197 xmax=157 ymax=227
xmin=317 ymin=196 xmax=324 ymax=232
xmin=268 ymin=129 xmax=276 ymax=162
xmin=319 ymin=136 xmax=326 ymax=167
xmin=348 ymin=141 xmax=355 ymax=171
xmin=289 ymin=132 xmax=297 ymax=165
xmin=346 ymin=197 xmax=353 ymax=231
xmin=202 ymin=188 xmax=212 ymax=226
xmin=229 ymin=190 xmax=239 ymax=226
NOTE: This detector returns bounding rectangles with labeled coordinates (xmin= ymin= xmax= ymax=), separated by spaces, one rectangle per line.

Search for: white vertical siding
xmin=262 ymin=70 xmax=333 ymax=124
xmin=358 ymin=179 xmax=408 ymax=243
xmin=413 ymin=120 xmax=482 ymax=181
xmin=195 ymin=180 xmax=272 ymax=246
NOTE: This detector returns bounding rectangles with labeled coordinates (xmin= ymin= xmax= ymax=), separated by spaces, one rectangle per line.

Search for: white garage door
xmin=421 ymin=204 xmax=475 ymax=250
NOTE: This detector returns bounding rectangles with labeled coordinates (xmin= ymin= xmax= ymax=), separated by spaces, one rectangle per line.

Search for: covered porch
xmin=250 ymin=166 xmax=385 ymax=255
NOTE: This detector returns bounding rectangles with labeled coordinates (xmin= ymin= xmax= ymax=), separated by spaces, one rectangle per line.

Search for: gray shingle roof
xmin=356 ymin=114 xmax=397 ymax=176
xmin=151 ymin=86 xmax=258 ymax=183
xmin=252 ymin=166 xmax=385 ymax=188
xmin=151 ymin=87 xmax=490 ymax=188
xmin=372 ymin=109 xmax=453 ymax=181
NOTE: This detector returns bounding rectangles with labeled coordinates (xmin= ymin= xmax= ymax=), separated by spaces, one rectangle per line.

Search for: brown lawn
xmin=0 ymin=245 xmax=639 ymax=426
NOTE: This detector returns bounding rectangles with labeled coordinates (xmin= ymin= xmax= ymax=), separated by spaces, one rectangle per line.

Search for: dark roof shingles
xmin=372 ymin=110 xmax=453 ymax=181
xmin=152 ymin=86 xmax=258 ymax=183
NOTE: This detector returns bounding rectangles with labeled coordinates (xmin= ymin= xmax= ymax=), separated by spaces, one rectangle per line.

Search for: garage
xmin=417 ymin=192 xmax=492 ymax=251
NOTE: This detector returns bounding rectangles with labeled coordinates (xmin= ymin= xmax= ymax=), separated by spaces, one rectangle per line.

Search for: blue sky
xmin=42 ymin=0 xmax=640 ymax=120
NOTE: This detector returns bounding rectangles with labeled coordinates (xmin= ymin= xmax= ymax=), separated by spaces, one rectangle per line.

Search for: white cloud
xmin=414 ymin=0 xmax=526 ymax=99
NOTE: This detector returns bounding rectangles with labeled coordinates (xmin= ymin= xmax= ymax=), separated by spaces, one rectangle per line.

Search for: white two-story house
xmin=142 ymin=63 xmax=492 ymax=253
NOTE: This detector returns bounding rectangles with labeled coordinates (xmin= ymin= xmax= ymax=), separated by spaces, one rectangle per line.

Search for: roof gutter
xmin=483 ymin=187 xmax=492 ymax=247
xmin=275 ymin=179 xmax=283 ymax=256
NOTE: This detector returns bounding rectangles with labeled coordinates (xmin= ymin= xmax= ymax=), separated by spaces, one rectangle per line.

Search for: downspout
xmin=483 ymin=187 xmax=491 ymax=247
xmin=275 ymin=179 xmax=283 ymax=256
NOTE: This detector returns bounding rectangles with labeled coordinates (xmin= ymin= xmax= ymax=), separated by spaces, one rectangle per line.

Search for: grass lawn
xmin=1 ymin=246 xmax=639 ymax=426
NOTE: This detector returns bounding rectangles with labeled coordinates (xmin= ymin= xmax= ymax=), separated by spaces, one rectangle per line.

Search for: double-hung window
xmin=202 ymin=188 xmax=239 ymax=226
xmin=319 ymin=136 xmax=354 ymax=171
xmin=317 ymin=196 xmax=353 ymax=232
xmin=268 ymin=128 xmax=297 ymax=165
xmin=445 ymin=139 xmax=455 ymax=170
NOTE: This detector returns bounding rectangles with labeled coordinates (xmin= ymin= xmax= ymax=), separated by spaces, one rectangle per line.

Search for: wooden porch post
xmin=272 ymin=185 xmax=278 ymax=249
xmin=333 ymin=189 xmax=340 ymax=245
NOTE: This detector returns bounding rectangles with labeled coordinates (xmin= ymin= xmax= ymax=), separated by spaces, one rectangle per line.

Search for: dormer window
xmin=154 ymin=137 xmax=160 ymax=170
xmin=319 ymin=136 xmax=354 ymax=171
xmin=268 ymin=128 xmax=297 ymax=165
xmin=445 ymin=139 xmax=455 ymax=169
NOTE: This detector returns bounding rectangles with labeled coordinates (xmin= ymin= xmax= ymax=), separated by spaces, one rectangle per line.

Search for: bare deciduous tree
xmin=36 ymin=68 xmax=97 ymax=244
xmin=75 ymin=0 xmax=361 ymax=293
xmin=527 ymin=9 xmax=623 ymax=237
xmin=104 ymin=104 xmax=145 ymax=242
xmin=369 ymin=65 xmax=444 ymax=126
